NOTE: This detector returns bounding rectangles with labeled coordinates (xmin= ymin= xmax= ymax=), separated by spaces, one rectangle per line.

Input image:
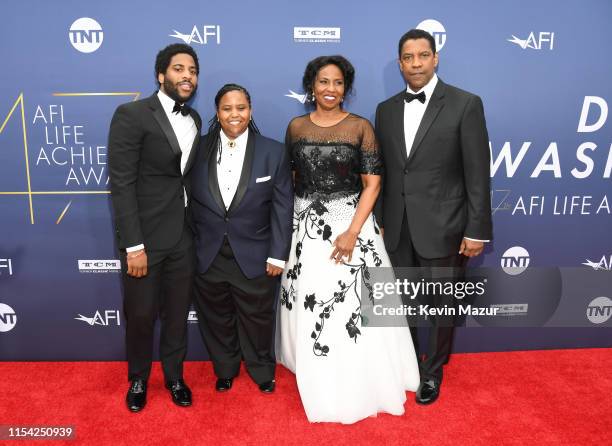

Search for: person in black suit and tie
xmin=375 ymin=29 xmax=493 ymax=405
xmin=108 ymin=43 xmax=201 ymax=412
xmin=190 ymin=84 xmax=293 ymax=394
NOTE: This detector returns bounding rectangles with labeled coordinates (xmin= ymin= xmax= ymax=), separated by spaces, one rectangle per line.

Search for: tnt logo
xmin=75 ymin=310 xmax=121 ymax=326
xmin=501 ymin=246 xmax=530 ymax=275
xmin=0 ymin=259 xmax=13 ymax=276
xmin=507 ymin=32 xmax=554 ymax=50
xmin=416 ymin=19 xmax=446 ymax=51
xmin=0 ymin=303 xmax=17 ymax=332
xmin=586 ymin=297 xmax=612 ymax=324
xmin=69 ymin=17 xmax=104 ymax=53
xmin=170 ymin=25 xmax=221 ymax=45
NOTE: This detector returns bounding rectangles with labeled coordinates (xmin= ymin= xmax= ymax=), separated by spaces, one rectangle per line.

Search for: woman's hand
xmin=330 ymin=230 xmax=359 ymax=263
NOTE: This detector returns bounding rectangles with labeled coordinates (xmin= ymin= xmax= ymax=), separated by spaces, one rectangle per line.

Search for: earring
xmin=310 ymin=92 xmax=316 ymax=103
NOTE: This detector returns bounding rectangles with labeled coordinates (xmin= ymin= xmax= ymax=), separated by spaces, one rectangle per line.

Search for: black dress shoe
xmin=416 ymin=379 xmax=440 ymax=405
xmin=258 ymin=380 xmax=275 ymax=394
xmin=215 ymin=378 xmax=233 ymax=392
xmin=126 ymin=379 xmax=147 ymax=412
xmin=166 ymin=379 xmax=192 ymax=407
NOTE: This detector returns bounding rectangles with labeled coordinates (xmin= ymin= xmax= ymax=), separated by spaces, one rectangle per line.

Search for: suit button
xmin=401 ymin=192 xmax=405 ymax=196
xmin=404 ymin=168 xmax=408 ymax=174
xmin=224 ymin=217 xmax=229 ymax=222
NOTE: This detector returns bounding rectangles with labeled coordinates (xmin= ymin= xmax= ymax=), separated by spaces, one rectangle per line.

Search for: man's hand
xmin=266 ymin=262 xmax=283 ymax=277
xmin=127 ymin=250 xmax=148 ymax=278
xmin=459 ymin=238 xmax=484 ymax=258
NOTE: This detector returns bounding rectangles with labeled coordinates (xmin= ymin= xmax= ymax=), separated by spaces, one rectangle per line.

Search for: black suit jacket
xmin=375 ymin=79 xmax=492 ymax=258
xmin=108 ymin=93 xmax=201 ymax=251
xmin=190 ymin=132 xmax=293 ymax=279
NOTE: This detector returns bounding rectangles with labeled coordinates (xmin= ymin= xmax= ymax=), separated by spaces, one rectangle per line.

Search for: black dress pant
xmin=193 ymin=238 xmax=276 ymax=385
xmin=387 ymin=213 xmax=467 ymax=383
xmin=121 ymin=226 xmax=195 ymax=382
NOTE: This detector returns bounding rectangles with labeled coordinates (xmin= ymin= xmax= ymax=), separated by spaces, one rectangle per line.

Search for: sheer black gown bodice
xmin=285 ymin=113 xmax=382 ymax=201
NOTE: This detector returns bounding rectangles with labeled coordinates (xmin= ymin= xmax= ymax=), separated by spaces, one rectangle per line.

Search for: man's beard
xmin=163 ymin=79 xmax=197 ymax=103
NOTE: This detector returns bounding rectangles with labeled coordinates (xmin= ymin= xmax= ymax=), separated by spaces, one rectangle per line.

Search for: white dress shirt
xmin=217 ymin=129 xmax=285 ymax=268
xmin=126 ymin=90 xmax=197 ymax=253
xmin=403 ymin=74 xmax=488 ymax=244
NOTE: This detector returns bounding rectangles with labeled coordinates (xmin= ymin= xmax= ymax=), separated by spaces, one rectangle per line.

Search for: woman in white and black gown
xmin=276 ymin=55 xmax=420 ymax=424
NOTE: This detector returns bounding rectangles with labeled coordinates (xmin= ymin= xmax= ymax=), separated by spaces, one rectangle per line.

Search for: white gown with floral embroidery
xmin=275 ymin=114 xmax=420 ymax=424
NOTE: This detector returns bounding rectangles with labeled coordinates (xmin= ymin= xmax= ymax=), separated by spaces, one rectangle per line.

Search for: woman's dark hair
xmin=302 ymin=55 xmax=355 ymax=105
xmin=154 ymin=43 xmax=199 ymax=86
xmin=204 ymin=83 xmax=260 ymax=163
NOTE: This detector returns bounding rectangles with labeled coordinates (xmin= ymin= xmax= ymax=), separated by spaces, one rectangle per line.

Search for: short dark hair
xmin=214 ymin=83 xmax=252 ymax=109
xmin=302 ymin=55 xmax=355 ymax=104
xmin=204 ymin=83 xmax=260 ymax=161
xmin=154 ymin=43 xmax=199 ymax=86
xmin=398 ymin=29 xmax=436 ymax=57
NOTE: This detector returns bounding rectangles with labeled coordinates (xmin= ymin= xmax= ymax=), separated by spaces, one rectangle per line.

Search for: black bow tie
xmin=404 ymin=91 xmax=426 ymax=104
xmin=172 ymin=101 xmax=190 ymax=116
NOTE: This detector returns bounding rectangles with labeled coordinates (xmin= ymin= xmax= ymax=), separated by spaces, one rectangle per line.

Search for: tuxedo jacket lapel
xmin=207 ymin=142 xmax=227 ymax=215
xmin=407 ymin=81 xmax=446 ymax=164
xmin=149 ymin=95 xmax=182 ymax=157
xmin=227 ymin=132 xmax=255 ymax=215
xmin=183 ymin=109 xmax=202 ymax=176
xmin=391 ymin=96 xmax=409 ymax=164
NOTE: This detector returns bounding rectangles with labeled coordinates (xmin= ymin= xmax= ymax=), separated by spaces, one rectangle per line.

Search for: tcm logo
xmin=69 ymin=17 xmax=103 ymax=53
xmin=0 ymin=258 xmax=13 ymax=276
xmin=586 ymin=297 xmax=612 ymax=324
xmin=501 ymin=246 xmax=530 ymax=276
xmin=490 ymin=303 xmax=529 ymax=316
xmin=507 ymin=32 xmax=554 ymax=50
xmin=187 ymin=310 xmax=199 ymax=324
xmin=0 ymin=303 xmax=17 ymax=332
xmin=416 ymin=19 xmax=446 ymax=51
xmin=294 ymin=27 xmax=341 ymax=43
xmin=285 ymin=90 xmax=307 ymax=104
xmin=75 ymin=310 xmax=121 ymax=326
xmin=78 ymin=260 xmax=121 ymax=273
xmin=170 ymin=25 xmax=221 ymax=45
xmin=582 ymin=255 xmax=612 ymax=271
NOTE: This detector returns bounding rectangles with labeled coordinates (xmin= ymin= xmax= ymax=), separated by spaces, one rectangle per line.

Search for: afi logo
xmin=0 ymin=258 xmax=13 ymax=275
xmin=586 ymin=297 xmax=612 ymax=324
xmin=0 ymin=303 xmax=17 ymax=332
xmin=508 ymin=32 xmax=554 ymax=50
xmin=583 ymin=255 xmax=612 ymax=271
xmin=285 ymin=90 xmax=307 ymax=104
xmin=501 ymin=246 xmax=530 ymax=275
xmin=170 ymin=26 xmax=221 ymax=45
xmin=69 ymin=17 xmax=104 ymax=53
xmin=75 ymin=310 xmax=121 ymax=326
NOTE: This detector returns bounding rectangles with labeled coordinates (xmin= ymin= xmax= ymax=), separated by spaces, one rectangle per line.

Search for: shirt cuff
xmin=266 ymin=257 xmax=285 ymax=269
xmin=126 ymin=244 xmax=145 ymax=252
xmin=464 ymin=238 xmax=490 ymax=243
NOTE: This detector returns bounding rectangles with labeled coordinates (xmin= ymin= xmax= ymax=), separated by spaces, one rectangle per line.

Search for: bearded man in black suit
xmin=109 ymin=43 xmax=201 ymax=412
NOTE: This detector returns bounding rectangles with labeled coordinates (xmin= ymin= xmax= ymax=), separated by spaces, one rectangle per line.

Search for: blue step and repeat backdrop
xmin=1 ymin=0 xmax=611 ymax=360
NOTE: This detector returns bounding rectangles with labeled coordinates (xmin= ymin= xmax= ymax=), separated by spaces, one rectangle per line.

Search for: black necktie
xmin=172 ymin=101 xmax=190 ymax=116
xmin=404 ymin=91 xmax=426 ymax=104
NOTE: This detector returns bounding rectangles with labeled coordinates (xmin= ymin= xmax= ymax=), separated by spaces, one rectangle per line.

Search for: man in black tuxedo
xmin=375 ymin=29 xmax=492 ymax=404
xmin=189 ymin=84 xmax=293 ymax=394
xmin=108 ymin=43 xmax=201 ymax=412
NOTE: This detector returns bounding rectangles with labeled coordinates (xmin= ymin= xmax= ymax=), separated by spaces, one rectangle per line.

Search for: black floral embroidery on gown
xmin=280 ymin=113 xmax=384 ymax=356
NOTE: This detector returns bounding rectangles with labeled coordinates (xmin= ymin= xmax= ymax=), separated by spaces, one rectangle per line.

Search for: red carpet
xmin=0 ymin=349 xmax=610 ymax=445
